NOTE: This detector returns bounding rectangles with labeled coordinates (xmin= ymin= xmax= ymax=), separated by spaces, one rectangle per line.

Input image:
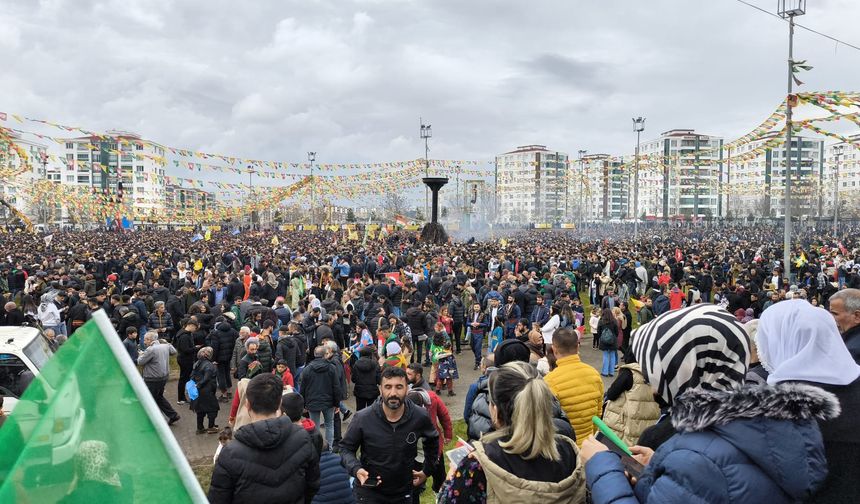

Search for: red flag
xmin=675 ymin=248 xmax=683 ymax=262
xmin=383 ymin=272 xmax=403 ymax=286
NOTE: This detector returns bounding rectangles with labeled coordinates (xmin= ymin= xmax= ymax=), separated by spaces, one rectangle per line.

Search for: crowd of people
xmin=1 ymin=223 xmax=860 ymax=503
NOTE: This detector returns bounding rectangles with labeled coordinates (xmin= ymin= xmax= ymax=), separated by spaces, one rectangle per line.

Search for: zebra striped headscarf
xmin=631 ymin=304 xmax=750 ymax=406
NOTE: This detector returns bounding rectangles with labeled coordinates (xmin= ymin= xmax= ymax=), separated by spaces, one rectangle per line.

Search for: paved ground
xmin=166 ymin=343 xmax=613 ymax=464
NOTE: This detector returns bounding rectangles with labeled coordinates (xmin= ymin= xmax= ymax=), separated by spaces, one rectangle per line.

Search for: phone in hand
xmin=595 ymin=432 xmax=645 ymax=480
xmin=361 ymin=477 xmax=380 ymax=488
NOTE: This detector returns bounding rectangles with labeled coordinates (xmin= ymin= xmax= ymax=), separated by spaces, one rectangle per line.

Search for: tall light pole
xmin=632 ymin=117 xmax=645 ymax=238
xmin=693 ymin=133 xmax=702 ymax=220
xmin=247 ymin=164 xmax=254 ymax=230
xmin=420 ymin=119 xmax=432 ymax=221
xmin=308 ymin=151 xmax=316 ymax=226
xmin=779 ymin=0 xmax=805 ymax=280
xmin=833 ymin=144 xmax=843 ymax=236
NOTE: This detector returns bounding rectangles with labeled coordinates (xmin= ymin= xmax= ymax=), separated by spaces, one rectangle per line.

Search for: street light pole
xmin=633 ymin=117 xmax=645 ymax=238
xmin=833 ymin=145 xmax=843 ymax=236
xmin=308 ymin=152 xmax=316 ymax=225
xmin=247 ymin=165 xmax=254 ymax=230
xmin=420 ymin=119 xmax=432 ymax=221
xmin=779 ymin=0 xmax=805 ymax=281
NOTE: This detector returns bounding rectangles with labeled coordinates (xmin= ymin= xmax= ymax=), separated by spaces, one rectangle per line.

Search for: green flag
xmin=0 ymin=312 xmax=206 ymax=503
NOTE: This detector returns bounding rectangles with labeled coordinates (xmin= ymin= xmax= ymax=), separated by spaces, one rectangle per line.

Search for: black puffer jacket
xmin=299 ymin=358 xmax=341 ymax=411
xmin=467 ymin=376 xmax=574 ymax=442
xmin=210 ymin=322 xmax=239 ymax=364
xmin=208 ymin=416 xmax=320 ymax=504
xmin=405 ymin=306 xmax=426 ymax=337
xmin=351 ymin=356 xmax=381 ymax=399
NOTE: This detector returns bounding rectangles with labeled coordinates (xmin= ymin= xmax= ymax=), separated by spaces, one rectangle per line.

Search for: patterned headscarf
xmin=632 ymin=304 xmax=750 ymax=406
xmin=197 ymin=346 xmax=213 ymax=361
xmin=75 ymin=440 xmax=121 ymax=487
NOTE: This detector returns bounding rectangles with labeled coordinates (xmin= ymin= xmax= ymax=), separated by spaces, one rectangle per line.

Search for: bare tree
xmin=383 ymin=191 xmax=407 ymax=217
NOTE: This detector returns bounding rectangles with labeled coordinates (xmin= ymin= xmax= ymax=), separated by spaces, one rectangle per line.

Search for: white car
xmin=0 ymin=326 xmax=84 ymax=471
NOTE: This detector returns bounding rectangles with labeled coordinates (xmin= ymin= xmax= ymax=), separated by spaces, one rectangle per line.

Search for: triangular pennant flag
xmin=0 ymin=313 xmax=206 ymax=502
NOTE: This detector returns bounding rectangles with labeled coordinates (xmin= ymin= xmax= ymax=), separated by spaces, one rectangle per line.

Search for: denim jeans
xmin=309 ymin=408 xmax=334 ymax=449
xmin=601 ymin=350 xmax=618 ymax=376
xmin=392 ymin=306 xmax=401 ymax=318
xmin=470 ymin=331 xmax=484 ymax=366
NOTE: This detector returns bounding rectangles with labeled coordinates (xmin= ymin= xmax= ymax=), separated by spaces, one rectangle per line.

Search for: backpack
xmin=599 ymin=327 xmax=616 ymax=347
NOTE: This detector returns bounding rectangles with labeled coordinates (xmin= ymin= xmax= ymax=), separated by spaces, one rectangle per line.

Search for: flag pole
xmin=91 ymin=310 xmax=208 ymax=503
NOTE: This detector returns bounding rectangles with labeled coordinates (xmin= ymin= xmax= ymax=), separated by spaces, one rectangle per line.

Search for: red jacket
xmin=273 ymin=368 xmax=294 ymax=388
xmin=669 ymin=288 xmax=684 ymax=311
xmin=427 ymin=391 xmax=453 ymax=456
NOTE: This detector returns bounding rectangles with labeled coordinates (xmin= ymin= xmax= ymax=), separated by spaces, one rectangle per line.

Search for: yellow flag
xmin=271 ymin=236 xmax=280 ymax=246
xmin=204 ymin=229 xmax=211 ymax=241
xmin=193 ymin=259 xmax=203 ymax=271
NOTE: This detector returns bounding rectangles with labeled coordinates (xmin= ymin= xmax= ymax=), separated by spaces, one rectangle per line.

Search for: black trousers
xmin=197 ymin=411 xmax=217 ymax=430
xmin=145 ymin=379 xmax=179 ymax=421
xmin=452 ymin=322 xmax=464 ymax=352
xmin=215 ymin=361 xmax=231 ymax=392
xmin=355 ymin=396 xmax=376 ymax=411
xmin=177 ymin=361 xmax=192 ymax=402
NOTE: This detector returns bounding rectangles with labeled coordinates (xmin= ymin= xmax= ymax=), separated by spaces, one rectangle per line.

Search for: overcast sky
xmin=3 ymin=0 xmax=859 ymax=167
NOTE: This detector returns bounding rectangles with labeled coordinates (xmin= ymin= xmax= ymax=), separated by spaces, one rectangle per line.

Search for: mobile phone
xmin=595 ymin=432 xmax=645 ymax=479
xmin=361 ymin=477 xmax=380 ymax=488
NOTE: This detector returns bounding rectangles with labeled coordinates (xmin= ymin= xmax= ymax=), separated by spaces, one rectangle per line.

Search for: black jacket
xmin=191 ymin=358 xmax=220 ymax=414
xmin=340 ymin=400 xmax=439 ymax=500
xmin=350 ymin=357 xmax=381 ymax=399
xmin=405 ymin=306 xmax=426 ymax=336
xmin=175 ymin=329 xmax=198 ymax=366
xmin=210 ymin=322 xmax=239 ymax=364
xmin=208 ymin=416 xmax=320 ymax=504
xmin=299 ymin=358 xmax=341 ymax=411
xmin=467 ymin=376 xmax=573 ymax=442
xmin=843 ymin=324 xmax=860 ymax=364
xmin=275 ymin=335 xmax=301 ymax=377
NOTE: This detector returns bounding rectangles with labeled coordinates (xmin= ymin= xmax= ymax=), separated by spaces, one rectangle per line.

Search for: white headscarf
xmin=757 ymin=299 xmax=860 ymax=386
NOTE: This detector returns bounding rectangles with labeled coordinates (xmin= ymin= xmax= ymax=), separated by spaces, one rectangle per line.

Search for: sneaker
xmin=196 ymin=429 xmax=206 ymax=435
xmin=168 ymin=416 xmax=181 ymax=426
xmin=206 ymin=427 xmax=220 ymax=434
xmin=177 ymin=400 xmax=187 ymax=405
xmin=218 ymin=395 xmax=229 ymax=403
xmin=342 ymin=410 xmax=353 ymax=422
xmin=448 ymin=390 xmax=457 ymax=397
xmin=473 ymin=364 xmax=479 ymax=370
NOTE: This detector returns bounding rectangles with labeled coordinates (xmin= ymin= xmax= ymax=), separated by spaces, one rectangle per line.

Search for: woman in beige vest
xmin=601 ymin=362 xmax=661 ymax=447
xmin=438 ymin=361 xmax=585 ymax=504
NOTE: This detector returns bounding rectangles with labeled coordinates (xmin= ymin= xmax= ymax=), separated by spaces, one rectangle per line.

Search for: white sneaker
xmin=177 ymin=400 xmax=187 ymax=405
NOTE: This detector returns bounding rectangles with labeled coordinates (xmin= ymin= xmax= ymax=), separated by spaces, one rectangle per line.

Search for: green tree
xmin=346 ymin=208 xmax=356 ymax=222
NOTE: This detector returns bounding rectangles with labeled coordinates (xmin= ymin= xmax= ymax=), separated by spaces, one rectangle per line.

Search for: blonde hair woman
xmin=439 ymin=361 xmax=585 ymax=503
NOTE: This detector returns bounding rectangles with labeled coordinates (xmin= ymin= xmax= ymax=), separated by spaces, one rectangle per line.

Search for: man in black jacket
xmin=340 ymin=366 xmax=439 ymax=504
xmin=209 ymin=320 xmax=239 ymax=402
xmin=209 ymin=374 xmax=320 ymax=504
xmin=300 ymin=346 xmax=342 ymax=450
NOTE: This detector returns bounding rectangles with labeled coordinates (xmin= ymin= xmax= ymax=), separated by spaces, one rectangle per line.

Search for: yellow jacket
xmin=545 ymin=354 xmax=604 ymax=446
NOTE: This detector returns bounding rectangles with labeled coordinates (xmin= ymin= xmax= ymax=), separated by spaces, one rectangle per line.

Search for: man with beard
xmin=340 ymin=366 xmax=439 ymax=504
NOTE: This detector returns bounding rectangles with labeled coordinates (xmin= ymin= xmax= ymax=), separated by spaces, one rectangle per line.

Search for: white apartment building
xmin=729 ymin=132 xmax=824 ymax=219
xmin=822 ymin=134 xmax=860 ymax=219
xmin=576 ymin=154 xmax=628 ymax=222
xmin=637 ymin=129 xmax=725 ymax=220
xmin=495 ymin=145 xmax=569 ymax=225
xmin=59 ymin=131 xmax=167 ymax=223
xmin=0 ymin=130 xmax=52 ymax=224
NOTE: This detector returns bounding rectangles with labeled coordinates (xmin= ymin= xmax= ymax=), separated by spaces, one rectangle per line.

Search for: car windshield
xmin=24 ymin=336 xmax=52 ymax=370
